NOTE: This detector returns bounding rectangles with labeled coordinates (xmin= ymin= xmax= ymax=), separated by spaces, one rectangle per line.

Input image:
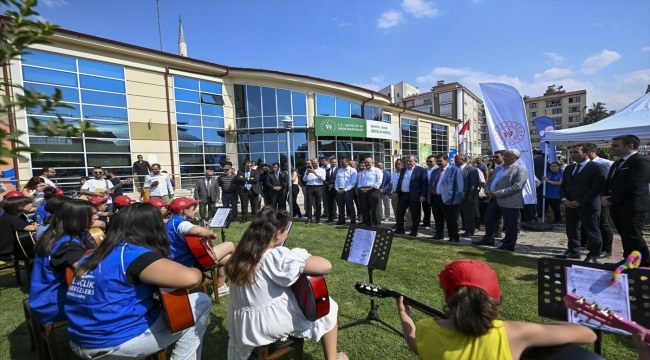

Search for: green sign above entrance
xmin=314 ymin=116 xmax=399 ymax=141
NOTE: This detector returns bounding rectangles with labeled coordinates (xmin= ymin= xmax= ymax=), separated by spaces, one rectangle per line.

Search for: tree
xmin=582 ymin=102 xmax=610 ymax=126
xmin=1 ymin=0 xmax=96 ymax=165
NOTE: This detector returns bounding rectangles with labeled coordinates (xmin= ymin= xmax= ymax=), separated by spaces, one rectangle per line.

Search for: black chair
xmin=522 ymin=344 xmax=606 ymax=360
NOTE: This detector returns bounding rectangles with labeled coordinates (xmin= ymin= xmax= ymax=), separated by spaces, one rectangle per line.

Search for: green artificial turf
xmin=0 ymin=221 xmax=639 ymax=359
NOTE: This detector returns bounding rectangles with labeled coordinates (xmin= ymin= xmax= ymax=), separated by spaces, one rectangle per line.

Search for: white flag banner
xmin=479 ymin=83 xmax=536 ymax=205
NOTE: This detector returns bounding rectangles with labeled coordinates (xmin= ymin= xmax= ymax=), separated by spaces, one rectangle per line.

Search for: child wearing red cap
xmin=397 ymin=260 xmax=597 ymax=360
xmin=88 ymin=196 xmax=111 ymax=226
xmin=147 ymin=198 xmax=171 ymax=223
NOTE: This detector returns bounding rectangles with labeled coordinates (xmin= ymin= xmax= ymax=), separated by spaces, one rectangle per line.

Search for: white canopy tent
xmin=545 ymin=92 xmax=650 ymax=147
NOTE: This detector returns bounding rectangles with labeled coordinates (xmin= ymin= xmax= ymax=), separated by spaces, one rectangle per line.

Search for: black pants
xmin=521 ymin=204 xmax=536 ymax=222
xmin=431 ymin=195 xmax=460 ymax=240
xmin=199 ymin=200 xmax=216 ymax=220
xmin=326 ymin=187 xmax=338 ymax=220
xmin=240 ymin=190 xmax=259 ymax=218
xmin=396 ymin=193 xmax=422 ymax=234
xmin=291 ymin=184 xmax=302 ymax=217
xmin=580 ymin=205 xmax=613 ymax=253
xmin=269 ymin=190 xmax=287 ymax=211
xmin=566 ymin=207 xmax=602 ymax=257
xmin=421 ymin=201 xmax=432 ymax=227
xmin=353 ymin=188 xmax=360 ymax=220
xmin=481 ymin=200 xmax=519 ymax=249
xmin=547 ymin=198 xmax=562 ymax=222
xmin=536 ymin=186 xmax=544 ymax=217
xmin=336 ymin=190 xmax=356 ymax=224
xmin=460 ymin=199 xmax=476 ymax=234
xmin=610 ymin=206 xmax=650 ymax=266
xmin=359 ymin=188 xmax=381 ymax=226
xmin=305 ymin=185 xmax=323 ymax=220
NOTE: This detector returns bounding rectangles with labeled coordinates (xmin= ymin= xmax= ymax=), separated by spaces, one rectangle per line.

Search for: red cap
xmin=168 ymin=197 xmax=201 ymax=213
xmin=88 ymin=196 xmax=108 ymax=205
xmin=54 ymin=188 xmax=65 ymax=196
xmin=113 ymin=195 xmax=133 ymax=207
xmin=4 ymin=190 xmax=24 ymax=198
xmin=147 ymin=198 xmax=168 ymax=208
xmin=438 ymin=260 xmax=500 ymax=300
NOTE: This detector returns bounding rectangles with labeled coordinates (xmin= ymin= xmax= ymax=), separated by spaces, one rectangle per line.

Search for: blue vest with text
xmin=165 ymin=215 xmax=195 ymax=267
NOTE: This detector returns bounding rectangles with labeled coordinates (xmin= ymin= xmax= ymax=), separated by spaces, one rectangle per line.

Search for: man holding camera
xmin=303 ymin=158 xmax=326 ymax=224
xmin=144 ymin=163 xmax=174 ymax=202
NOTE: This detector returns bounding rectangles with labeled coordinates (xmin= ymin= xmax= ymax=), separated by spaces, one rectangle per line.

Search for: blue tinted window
xmin=201 ymin=104 xmax=223 ymax=117
xmin=28 ymin=117 xmax=79 ymax=135
xmin=85 ymin=139 xmax=130 ymax=152
xmin=265 ymin=142 xmax=279 ymax=152
xmin=249 ymin=118 xmax=263 ymax=128
xmin=199 ymin=80 xmax=222 ymax=94
xmin=22 ymin=51 xmax=76 ymax=72
xmin=84 ymin=120 xmax=130 ymax=138
xmin=250 ymin=142 xmax=264 ymax=153
xmin=292 ymin=91 xmax=307 ymax=115
xmin=336 ymin=98 xmax=351 ymax=117
xmin=247 ymin=86 xmax=262 ymax=117
xmin=175 ymin=76 xmax=199 ymax=90
xmin=262 ymin=87 xmax=276 ymax=116
xmin=293 ymin=116 xmax=307 ymax=127
xmin=176 ymin=114 xmax=201 ymax=126
xmin=78 ymin=59 xmax=124 ymax=79
xmin=23 ymin=66 xmax=77 ymax=87
xmin=316 ymin=94 xmax=334 ymax=116
xmin=80 ymin=75 xmax=125 ymax=93
xmin=202 ymin=116 xmax=224 ymax=128
xmin=178 ymin=142 xmax=203 ymax=153
xmin=263 ymin=117 xmax=277 ymax=128
xmin=351 ymin=102 xmax=362 ymax=118
xmin=175 ymin=88 xmax=198 ymax=102
xmin=24 ymin=82 xmax=79 ymax=103
xmin=200 ymin=93 xmax=224 ymax=106
xmin=176 ymin=101 xmax=200 ymax=114
xmin=264 ymin=132 xmax=278 ymax=142
xmin=81 ymin=90 xmax=127 ymax=107
xmin=277 ymin=89 xmax=292 ymax=115
xmin=29 ymin=136 xmax=84 ymax=152
xmin=87 ymin=154 xmax=130 ymax=167
xmin=28 ymin=103 xmax=80 ymax=118
xmin=203 ymin=129 xmax=225 ymax=143
xmin=82 ymin=105 xmax=128 ymax=121
xmin=250 ymin=132 xmax=263 ymax=142
xmin=177 ymin=126 xmax=203 ymax=141
xmin=293 ymin=131 xmax=308 ymax=141
xmin=180 ymin=154 xmax=204 ymax=164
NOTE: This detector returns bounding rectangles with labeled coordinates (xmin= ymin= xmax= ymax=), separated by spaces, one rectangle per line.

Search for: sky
xmin=33 ymin=0 xmax=650 ymax=111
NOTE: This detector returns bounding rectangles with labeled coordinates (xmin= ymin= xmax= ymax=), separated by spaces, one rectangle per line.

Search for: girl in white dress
xmin=225 ymin=207 xmax=347 ymax=360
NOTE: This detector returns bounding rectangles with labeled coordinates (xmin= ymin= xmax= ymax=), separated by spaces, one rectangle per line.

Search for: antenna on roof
xmin=156 ymin=0 xmax=163 ymax=51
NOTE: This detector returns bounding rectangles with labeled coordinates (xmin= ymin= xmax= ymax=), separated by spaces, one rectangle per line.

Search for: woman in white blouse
xmin=224 ymin=207 xmax=346 ymax=360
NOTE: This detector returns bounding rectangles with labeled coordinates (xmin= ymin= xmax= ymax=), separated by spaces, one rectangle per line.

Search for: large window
xmin=401 ymin=117 xmax=418 ymax=158
xmin=431 ymin=124 xmax=448 ymax=155
xmin=568 ymin=106 xmax=581 ymax=113
xmin=363 ymin=105 xmax=382 ymax=121
xmin=23 ymin=50 xmax=133 ymax=189
xmin=316 ymin=137 xmax=384 ymax=171
xmin=439 ymin=92 xmax=452 ymax=104
xmin=174 ymin=76 xmax=226 ymax=178
xmin=569 ymin=96 xmax=581 ymax=103
xmin=315 ymin=94 xmax=362 ymax=118
xmin=529 ymin=103 xmax=538 ymax=109
xmin=440 ymin=104 xmax=452 ymax=116
xmin=235 ymin=84 xmax=309 ymax=168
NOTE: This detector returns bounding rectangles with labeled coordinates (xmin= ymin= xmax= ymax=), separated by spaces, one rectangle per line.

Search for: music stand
xmin=537 ymin=258 xmax=650 ymax=355
xmin=338 ymin=225 xmax=400 ymax=336
xmin=209 ymin=207 xmax=234 ymax=243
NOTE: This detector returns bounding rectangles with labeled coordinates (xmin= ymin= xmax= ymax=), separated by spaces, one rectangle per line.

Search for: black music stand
xmin=338 ymin=225 xmax=400 ymax=335
xmin=537 ymin=258 xmax=650 ymax=355
xmin=209 ymin=207 xmax=234 ymax=243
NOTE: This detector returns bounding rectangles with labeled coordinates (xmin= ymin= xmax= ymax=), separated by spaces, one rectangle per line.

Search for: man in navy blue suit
xmin=428 ymin=154 xmax=464 ymax=242
xmin=395 ymin=155 xmax=428 ymax=236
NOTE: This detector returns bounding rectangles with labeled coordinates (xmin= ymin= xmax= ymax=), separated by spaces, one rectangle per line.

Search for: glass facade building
xmin=400 ymin=117 xmax=419 ymax=159
xmin=431 ymin=124 xmax=449 ymax=156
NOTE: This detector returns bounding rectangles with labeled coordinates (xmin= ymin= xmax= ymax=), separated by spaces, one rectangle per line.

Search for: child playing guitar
xmin=165 ymin=197 xmax=234 ymax=297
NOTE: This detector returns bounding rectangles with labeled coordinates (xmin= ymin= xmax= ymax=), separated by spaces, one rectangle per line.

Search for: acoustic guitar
xmin=79 ymin=178 xmax=133 ymax=200
xmin=186 ymin=235 xmax=218 ymax=270
xmin=292 ymin=274 xmax=330 ymax=322
xmin=84 ymin=227 xmax=105 ymax=249
xmin=354 ymin=282 xmax=448 ymax=318
xmin=14 ymin=231 xmax=36 ymax=260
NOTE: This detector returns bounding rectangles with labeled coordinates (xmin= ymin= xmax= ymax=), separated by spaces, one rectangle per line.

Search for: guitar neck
xmin=393 ymin=291 xmax=448 ymax=319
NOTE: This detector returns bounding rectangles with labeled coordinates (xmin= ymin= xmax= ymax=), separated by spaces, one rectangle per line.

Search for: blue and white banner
xmin=533 ymin=116 xmax=558 ymax=164
xmin=479 ymin=83 xmax=536 ymax=205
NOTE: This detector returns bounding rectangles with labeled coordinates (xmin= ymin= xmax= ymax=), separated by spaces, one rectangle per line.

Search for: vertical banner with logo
xmin=479 ymin=83 xmax=536 ymax=205
xmin=533 ymin=116 xmax=557 ymax=164
xmin=419 ymin=147 xmax=431 ymax=164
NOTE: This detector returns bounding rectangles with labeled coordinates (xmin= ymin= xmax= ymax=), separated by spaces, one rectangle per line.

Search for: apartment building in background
xmin=524 ymin=85 xmax=587 ymax=148
xmin=401 ymin=81 xmax=484 ymax=159
xmin=378 ymin=81 xmax=420 ymax=105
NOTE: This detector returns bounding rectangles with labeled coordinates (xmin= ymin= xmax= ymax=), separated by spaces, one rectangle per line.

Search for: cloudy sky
xmin=36 ymin=0 xmax=650 ymax=110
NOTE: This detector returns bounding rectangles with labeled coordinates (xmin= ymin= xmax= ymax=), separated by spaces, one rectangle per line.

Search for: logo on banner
xmin=539 ymin=126 xmax=554 ymax=137
xmin=319 ymin=119 xmax=337 ymax=134
xmin=494 ymin=121 xmax=526 ymax=145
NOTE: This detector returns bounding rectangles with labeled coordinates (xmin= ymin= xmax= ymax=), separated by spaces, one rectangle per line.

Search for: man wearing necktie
xmin=325 ymin=156 xmax=339 ymax=223
xmin=601 ymin=135 xmax=650 ymax=267
xmin=194 ymin=169 xmax=220 ymax=223
xmin=421 ymin=155 xmax=438 ymax=229
xmin=555 ymin=144 xmax=607 ymax=263
xmin=265 ymin=162 xmax=288 ymax=211
xmin=358 ymin=157 xmax=384 ymax=226
xmin=236 ymin=160 xmax=262 ymax=223
xmin=428 ymin=154 xmax=463 ymax=242
xmin=395 ymin=155 xmax=429 ymax=237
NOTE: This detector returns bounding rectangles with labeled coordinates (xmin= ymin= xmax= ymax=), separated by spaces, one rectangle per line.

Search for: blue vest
xmin=33 ymin=203 xmax=50 ymax=225
xmin=65 ymin=243 xmax=161 ymax=349
xmin=165 ymin=215 xmax=195 ymax=267
xmin=29 ymin=235 xmax=82 ymax=324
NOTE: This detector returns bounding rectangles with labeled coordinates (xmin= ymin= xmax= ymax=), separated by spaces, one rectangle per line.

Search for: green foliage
xmin=582 ymin=102 xmax=610 ymax=126
xmin=0 ymin=0 xmax=97 ymax=165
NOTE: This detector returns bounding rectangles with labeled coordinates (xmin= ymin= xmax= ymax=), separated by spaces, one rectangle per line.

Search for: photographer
xmin=144 ymin=164 xmax=174 ymax=202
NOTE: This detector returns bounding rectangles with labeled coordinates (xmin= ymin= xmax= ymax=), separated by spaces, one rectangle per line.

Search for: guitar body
xmin=186 ymin=235 xmax=218 ymax=270
xmin=291 ymin=274 xmax=330 ymax=322
xmin=78 ymin=178 xmax=133 ymax=200
xmin=85 ymin=227 xmax=105 ymax=249
xmin=159 ymin=287 xmax=195 ymax=333
xmin=14 ymin=231 xmax=36 ymax=260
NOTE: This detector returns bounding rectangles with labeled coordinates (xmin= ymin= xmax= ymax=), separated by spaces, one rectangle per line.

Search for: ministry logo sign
xmin=493 ymin=121 xmax=526 ymax=145
xmin=319 ymin=119 xmax=337 ymax=134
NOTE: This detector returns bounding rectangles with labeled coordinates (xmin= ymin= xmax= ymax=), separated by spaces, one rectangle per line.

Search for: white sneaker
xmin=217 ymin=284 xmax=229 ymax=297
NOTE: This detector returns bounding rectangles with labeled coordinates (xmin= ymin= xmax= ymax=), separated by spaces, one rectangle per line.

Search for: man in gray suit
xmin=195 ymin=169 xmax=220 ymax=222
xmin=455 ymin=155 xmax=479 ymax=236
xmin=473 ymin=149 xmax=528 ymax=251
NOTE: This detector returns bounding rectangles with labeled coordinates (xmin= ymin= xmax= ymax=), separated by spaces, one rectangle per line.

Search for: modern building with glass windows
xmin=4 ymin=25 xmax=458 ymax=192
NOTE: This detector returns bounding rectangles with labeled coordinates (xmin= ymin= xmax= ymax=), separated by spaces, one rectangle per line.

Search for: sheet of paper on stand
xmin=209 ymin=208 xmax=231 ymax=228
xmin=347 ymin=229 xmax=376 ymax=266
xmin=565 ymin=265 xmax=631 ymax=335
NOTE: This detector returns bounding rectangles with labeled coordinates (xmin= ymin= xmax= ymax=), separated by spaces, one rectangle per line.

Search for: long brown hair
xmin=447 ymin=286 xmax=504 ymax=337
xmin=225 ymin=207 xmax=289 ymax=285
xmin=34 ymin=199 xmax=95 ymax=255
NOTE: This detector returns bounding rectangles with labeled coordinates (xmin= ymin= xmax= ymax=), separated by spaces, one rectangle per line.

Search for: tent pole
xmin=541 ymin=142 xmax=549 ymax=223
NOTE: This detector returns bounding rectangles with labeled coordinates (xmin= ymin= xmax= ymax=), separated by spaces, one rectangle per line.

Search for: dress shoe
xmin=555 ymin=250 xmax=580 ymax=259
xmin=391 ymin=224 xmax=398 ymax=229
xmin=494 ymin=232 xmax=503 ymax=238
xmin=325 ymin=219 xmax=334 ymax=223
xmin=598 ymin=251 xmax=612 ymax=259
xmin=462 ymin=232 xmax=475 ymax=237
xmin=394 ymin=230 xmax=405 ymax=235
xmin=431 ymin=235 xmax=444 ymax=240
xmin=404 ymin=226 xmax=411 ymax=232
xmin=472 ymin=240 xmax=495 ymax=246
xmin=448 ymin=238 xmax=460 ymax=243
xmin=408 ymin=232 xmax=418 ymax=237
xmin=305 ymin=218 xmax=312 ymax=225
xmin=335 ymin=221 xmax=346 ymax=225
xmin=584 ymin=256 xmax=598 ymax=263
xmin=239 ymin=218 xmax=248 ymax=224
xmin=496 ymin=246 xmax=514 ymax=252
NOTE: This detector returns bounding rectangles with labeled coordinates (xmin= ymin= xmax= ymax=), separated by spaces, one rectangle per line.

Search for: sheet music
xmin=565 ymin=265 xmax=631 ymax=335
xmin=209 ymin=208 xmax=231 ymax=228
xmin=347 ymin=229 xmax=376 ymax=266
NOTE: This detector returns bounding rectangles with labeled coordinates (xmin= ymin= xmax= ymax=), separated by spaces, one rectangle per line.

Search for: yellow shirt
xmin=415 ymin=318 xmax=513 ymax=360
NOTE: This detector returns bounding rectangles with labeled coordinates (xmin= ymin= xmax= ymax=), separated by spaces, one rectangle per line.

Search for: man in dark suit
xmin=455 ymin=155 xmax=479 ymax=236
xmin=533 ymin=148 xmax=546 ymax=218
xmin=265 ymin=162 xmax=288 ymax=211
xmin=428 ymin=154 xmax=463 ymax=242
xmin=324 ymin=156 xmax=339 ymax=222
xmin=236 ymin=160 xmax=261 ymax=223
xmin=556 ymin=144 xmax=607 ymax=263
xmin=421 ymin=155 xmax=437 ymax=228
xmin=601 ymin=135 xmax=650 ymax=267
xmin=194 ymin=169 xmax=220 ymax=222
xmin=395 ymin=155 xmax=428 ymax=237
